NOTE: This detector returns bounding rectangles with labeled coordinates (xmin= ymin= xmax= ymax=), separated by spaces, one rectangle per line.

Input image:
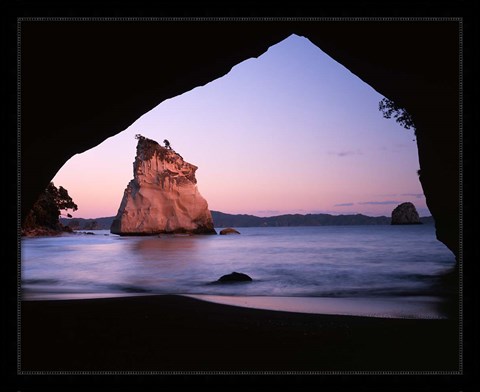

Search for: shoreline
xmin=20 ymin=294 xmax=459 ymax=372
xmin=21 ymin=291 xmax=453 ymax=320
xmin=186 ymin=294 xmax=451 ymax=319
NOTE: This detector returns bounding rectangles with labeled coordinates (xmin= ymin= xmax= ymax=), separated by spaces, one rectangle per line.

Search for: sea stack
xmin=111 ymin=136 xmax=216 ymax=235
xmin=391 ymin=202 xmax=421 ymax=225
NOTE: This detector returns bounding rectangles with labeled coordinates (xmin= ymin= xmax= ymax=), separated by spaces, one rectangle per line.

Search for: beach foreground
xmin=20 ymin=295 xmax=459 ymax=372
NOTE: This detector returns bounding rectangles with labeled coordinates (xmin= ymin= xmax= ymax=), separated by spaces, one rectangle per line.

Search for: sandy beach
xmin=19 ymin=294 xmax=459 ymax=372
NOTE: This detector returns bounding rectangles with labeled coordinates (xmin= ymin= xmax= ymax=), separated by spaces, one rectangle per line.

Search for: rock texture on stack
xmin=111 ymin=136 xmax=216 ymax=235
xmin=391 ymin=202 xmax=422 ymax=225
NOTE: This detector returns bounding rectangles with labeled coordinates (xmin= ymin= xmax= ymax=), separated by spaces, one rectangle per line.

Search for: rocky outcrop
xmin=391 ymin=202 xmax=422 ymax=225
xmin=217 ymin=272 xmax=252 ymax=283
xmin=219 ymin=228 xmax=241 ymax=235
xmin=110 ymin=136 xmax=216 ymax=235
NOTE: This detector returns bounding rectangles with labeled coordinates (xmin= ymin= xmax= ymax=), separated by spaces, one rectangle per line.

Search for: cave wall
xmin=20 ymin=21 xmax=460 ymax=258
xmin=294 ymin=22 xmax=460 ymax=259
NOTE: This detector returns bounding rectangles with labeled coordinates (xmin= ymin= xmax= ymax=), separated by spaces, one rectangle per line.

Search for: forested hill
xmin=211 ymin=211 xmax=433 ymax=227
xmin=60 ymin=212 xmax=434 ymax=230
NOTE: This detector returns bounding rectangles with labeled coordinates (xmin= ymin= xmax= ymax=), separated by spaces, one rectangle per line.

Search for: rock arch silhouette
xmin=21 ymin=21 xmax=459 ymax=258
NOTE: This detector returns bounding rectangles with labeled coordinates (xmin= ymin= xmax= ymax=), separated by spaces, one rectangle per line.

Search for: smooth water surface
xmin=21 ymin=225 xmax=457 ymax=318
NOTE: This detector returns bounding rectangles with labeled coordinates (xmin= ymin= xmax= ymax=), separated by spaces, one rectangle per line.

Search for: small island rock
xmin=391 ymin=202 xmax=421 ymax=225
xmin=217 ymin=272 xmax=252 ymax=283
xmin=219 ymin=228 xmax=241 ymax=235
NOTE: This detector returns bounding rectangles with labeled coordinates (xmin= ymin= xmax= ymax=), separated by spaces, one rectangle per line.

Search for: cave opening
xmin=52 ymin=34 xmax=430 ymax=223
xmin=38 ymin=33 xmax=457 ymax=303
xmin=18 ymin=20 xmax=462 ymax=372
xmin=20 ymin=21 xmax=460 ymax=261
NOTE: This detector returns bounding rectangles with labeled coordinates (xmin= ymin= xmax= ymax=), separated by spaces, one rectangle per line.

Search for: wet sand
xmin=186 ymin=294 xmax=450 ymax=319
xmin=20 ymin=294 xmax=459 ymax=372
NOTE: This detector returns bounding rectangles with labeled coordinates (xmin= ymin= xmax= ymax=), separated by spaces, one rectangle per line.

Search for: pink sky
xmin=52 ymin=35 xmax=429 ymax=219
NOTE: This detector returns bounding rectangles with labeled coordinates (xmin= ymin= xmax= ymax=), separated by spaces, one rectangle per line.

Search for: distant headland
xmin=61 ymin=211 xmax=434 ymax=230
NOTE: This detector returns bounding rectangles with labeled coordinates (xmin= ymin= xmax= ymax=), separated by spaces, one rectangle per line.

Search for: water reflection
xmin=133 ymin=235 xmax=201 ymax=257
xmin=128 ymin=235 xmax=215 ymax=279
xmin=22 ymin=226 xmax=456 ymax=319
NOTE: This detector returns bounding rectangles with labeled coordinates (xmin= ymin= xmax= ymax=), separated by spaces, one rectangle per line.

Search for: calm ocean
xmin=21 ymin=225 xmax=457 ymax=318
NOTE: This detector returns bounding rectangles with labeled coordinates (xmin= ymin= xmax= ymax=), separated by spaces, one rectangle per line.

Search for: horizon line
xmin=63 ymin=210 xmax=433 ymax=220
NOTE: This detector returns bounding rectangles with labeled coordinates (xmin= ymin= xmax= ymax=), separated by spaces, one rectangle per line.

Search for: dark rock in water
xmin=219 ymin=228 xmax=241 ymax=235
xmin=62 ymin=225 xmax=74 ymax=233
xmin=391 ymin=202 xmax=422 ymax=225
xmin=217 ymin=272 xmax=252 ymax=283
xmin=21 ymin=227 xmax=63 ymax=237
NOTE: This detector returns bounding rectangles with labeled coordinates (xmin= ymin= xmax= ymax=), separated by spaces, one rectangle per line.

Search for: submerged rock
xmin=217 ymin=272 xmax=252 ymax=283
xmin=391 ymin=202 xmax=422 ymax=225
xmin=111 ymin=136 xmax=216 ymax=235
xmin=219 ymin=228 xmax=241 ymax=235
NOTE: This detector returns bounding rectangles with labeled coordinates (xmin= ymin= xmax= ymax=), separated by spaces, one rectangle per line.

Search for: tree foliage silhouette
xmin=379 ymin=98 xmax=416 ymax=132
xmin=23 ymin=182 xmax=78 ymax=231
